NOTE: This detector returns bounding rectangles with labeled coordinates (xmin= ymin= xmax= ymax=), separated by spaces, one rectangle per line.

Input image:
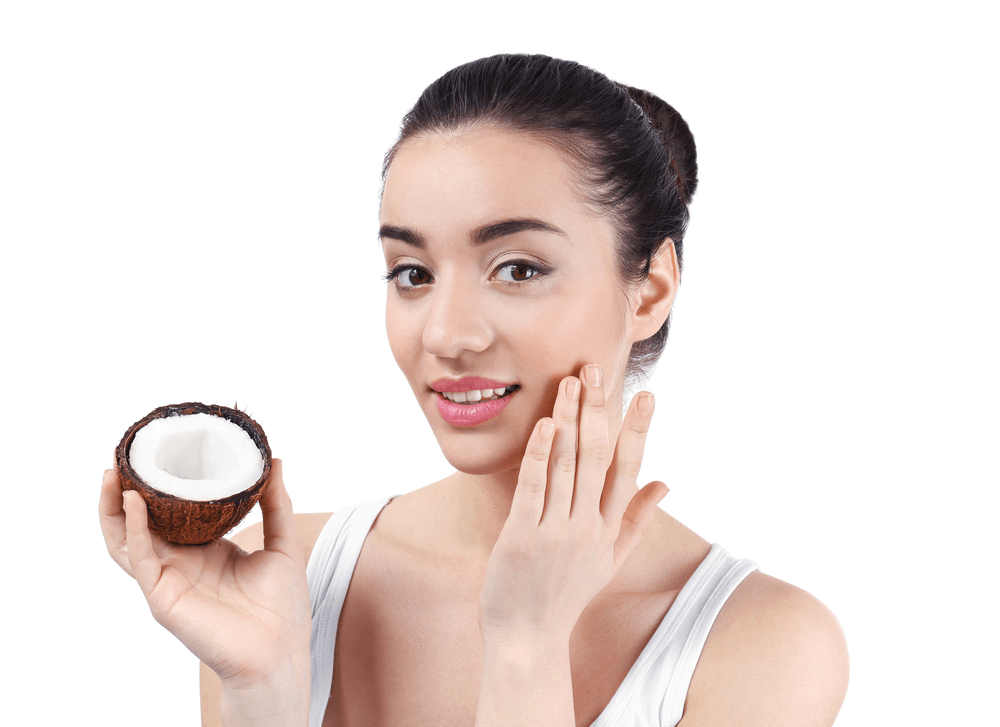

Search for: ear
xmin=629 ymin=239 xmax=680 ymax=343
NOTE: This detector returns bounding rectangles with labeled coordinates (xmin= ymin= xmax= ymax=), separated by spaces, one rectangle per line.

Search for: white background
xmin=2 ymin=1 xmax=996 ymax=723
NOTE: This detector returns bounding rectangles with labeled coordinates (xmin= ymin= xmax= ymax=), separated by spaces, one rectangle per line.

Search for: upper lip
xmin=431 ymin=376 xmax=515 ymax=393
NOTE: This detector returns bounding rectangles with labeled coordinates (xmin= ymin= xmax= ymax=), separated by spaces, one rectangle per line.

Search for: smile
xmin=438 ymin=385 xmax=518 ymax=404
xmin=433 ymin=384 xmax=520 ymax=427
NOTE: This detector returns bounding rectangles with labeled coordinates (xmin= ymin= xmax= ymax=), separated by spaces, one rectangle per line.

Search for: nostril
xmin=422 ymin=294 xmax=493 ymax=357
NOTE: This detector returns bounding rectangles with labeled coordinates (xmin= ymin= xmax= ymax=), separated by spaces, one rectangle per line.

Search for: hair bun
xmin=620 ymin=84 xmax=698 ymax=206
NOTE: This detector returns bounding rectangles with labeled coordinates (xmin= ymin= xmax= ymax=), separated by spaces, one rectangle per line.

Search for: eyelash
xmin=382 ymin=260 xmax=549 ymax=289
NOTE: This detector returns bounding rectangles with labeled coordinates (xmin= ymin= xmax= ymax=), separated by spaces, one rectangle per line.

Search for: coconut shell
xmin=115 ymin=402 xmax=272 ymax=545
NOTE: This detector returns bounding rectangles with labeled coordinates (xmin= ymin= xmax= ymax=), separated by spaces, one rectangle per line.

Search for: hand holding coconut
xmin=99 ymin=406 xmax=311 ymax=726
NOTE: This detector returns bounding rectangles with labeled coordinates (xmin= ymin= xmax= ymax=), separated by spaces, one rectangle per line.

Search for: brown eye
xmin=390 ymin=266 xmax=432 ymax=288
xmin=406 ymin=268 xmax=431 ymax=286
xmin=496 ymin=261 xmax=542 ymax=284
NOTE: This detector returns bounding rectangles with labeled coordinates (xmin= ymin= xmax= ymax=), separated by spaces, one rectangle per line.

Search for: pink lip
xmin=431 ymin=376 xmax=513 ymax=392
xmin=435 ymin=390 xmax=515 ymax=427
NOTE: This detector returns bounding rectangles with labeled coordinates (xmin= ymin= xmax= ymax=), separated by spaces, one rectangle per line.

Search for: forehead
xmin=380 ymin=126 xmax=599 ymax=234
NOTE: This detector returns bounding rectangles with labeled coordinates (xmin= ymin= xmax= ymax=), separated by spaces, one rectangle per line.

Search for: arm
xmin=476 ymin=367 xmax=665 ymax=725
xmin=678 ymin=573 xmax=849 ymax=727
xmin=474 ymin=365 xmax=848 ymax=726
xmin=476 ymin=640 xmax=575 ymax=725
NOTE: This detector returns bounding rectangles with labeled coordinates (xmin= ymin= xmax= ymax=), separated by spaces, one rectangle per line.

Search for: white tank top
xmin=307 ymin=497 xmax=757 ymax=726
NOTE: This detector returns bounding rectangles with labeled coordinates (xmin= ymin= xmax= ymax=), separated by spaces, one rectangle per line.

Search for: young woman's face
xmin=380 ymin=126 xmax=642 ymax=476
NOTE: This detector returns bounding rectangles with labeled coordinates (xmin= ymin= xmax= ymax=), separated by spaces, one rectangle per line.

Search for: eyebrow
xmin=378 ymin=218 xmax=566 ymax=248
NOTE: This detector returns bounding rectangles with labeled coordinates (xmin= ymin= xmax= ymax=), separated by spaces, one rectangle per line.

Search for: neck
xmin=436 ymin=466 xmax=518 ymax=560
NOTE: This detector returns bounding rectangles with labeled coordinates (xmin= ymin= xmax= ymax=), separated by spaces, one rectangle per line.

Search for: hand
xmin=478 ymin=364 xmax=668 ymax=648
xmin=98 ymin=459 xmax=311 ymax=691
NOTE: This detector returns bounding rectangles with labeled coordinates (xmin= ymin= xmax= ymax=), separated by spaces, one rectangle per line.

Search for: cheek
xmin=520 ymin=289 xmax=627 ymax=364
xmin=385 ymin=298 xmax=421 ymax=373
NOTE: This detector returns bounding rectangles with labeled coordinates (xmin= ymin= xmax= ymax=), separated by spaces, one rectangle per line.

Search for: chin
xmin=441 ymin=450 xmax=524 ymax=476
xmin=432 ymin=427 xmax=530 ymax=477
xmin=416 ymin=385 xmax=549 ymax=477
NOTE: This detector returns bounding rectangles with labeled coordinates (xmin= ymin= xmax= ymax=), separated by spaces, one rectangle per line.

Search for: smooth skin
xmin=99 ymin=461 xmax=311 ymax=727
xmin=476 ymin=368 xmax=669 ymax=724
xmin=101 ymin=125 xmax=848 ymax=726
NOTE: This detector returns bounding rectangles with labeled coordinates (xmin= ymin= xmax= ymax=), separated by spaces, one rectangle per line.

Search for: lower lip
xmin=435 ymin=391 xmax=515 ymax=427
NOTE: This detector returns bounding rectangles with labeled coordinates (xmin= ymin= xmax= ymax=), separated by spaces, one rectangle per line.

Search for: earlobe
xmin=631 ymin=239 xmax=680 ymax=342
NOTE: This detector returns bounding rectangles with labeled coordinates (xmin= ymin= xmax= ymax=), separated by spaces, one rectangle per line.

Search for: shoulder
xmin=678 ymin=571 xmax=849 ymax=727
xmin=229 ymin=511 xmax=334 ymax=563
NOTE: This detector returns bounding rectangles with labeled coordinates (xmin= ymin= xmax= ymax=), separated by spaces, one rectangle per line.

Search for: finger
xmin=541 ymin=376 xmax=580 ymax=524
xmin=602 ymin=391 xmax=656 ymax=524
xmin=122 ymin=489 xmax=165 ymax=599
xmin=99 ymin=468 xmax=134 ymax=577
xmin=612 ymin=480 xmax=668 ymax=571
xmin=511 ymin=418 xmax=556 ymax=529
xmin=260 ymin=459 xmax=304 ymax=566
xmin=571 ymin=363 xmax=611 ymax=518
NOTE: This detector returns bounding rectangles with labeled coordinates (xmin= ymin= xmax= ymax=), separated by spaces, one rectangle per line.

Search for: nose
xmin=422 ymin=273 xmax=493 ymax=358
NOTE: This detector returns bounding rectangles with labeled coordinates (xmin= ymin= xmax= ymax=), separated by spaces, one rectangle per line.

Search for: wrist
xmin=479 ymin=618 xmax=574 ymax=655
xmin=477 ymin=638 xmax=574 ymax=726
xmin=481 ymin=634 xmax=571 ymax=663
xmin=220 ymin=678 xmax=310 ymax=727
xmin=219 ymin=645 xmax=311 ymax=727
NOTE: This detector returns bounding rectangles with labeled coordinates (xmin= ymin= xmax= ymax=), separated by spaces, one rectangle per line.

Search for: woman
xmin=100 ymin=54 xmax=849 ymax=725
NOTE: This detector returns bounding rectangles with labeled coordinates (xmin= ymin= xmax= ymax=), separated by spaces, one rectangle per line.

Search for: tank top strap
xmin=591 ymin=543 xmax=757 ymax=726
xmin=306 ymin=496 xmax=395 ymax=727
xmin=661 ymin=544 xmax=758 ymax=724
xmin=306 ymin=506 xmax=755 ymax=727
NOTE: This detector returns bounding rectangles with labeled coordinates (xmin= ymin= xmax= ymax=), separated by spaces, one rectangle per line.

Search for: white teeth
xmin=440 ymin=386 xmax=515 ymax=404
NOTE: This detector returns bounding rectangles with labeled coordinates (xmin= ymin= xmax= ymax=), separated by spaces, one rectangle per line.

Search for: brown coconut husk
xmin=115 ymin=402 xmax=272 ymax=545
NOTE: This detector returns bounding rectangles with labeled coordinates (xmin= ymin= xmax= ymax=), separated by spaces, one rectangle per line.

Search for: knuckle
xmin=629 ymin=420 xmax=651 ymax=437
xmin=526 ymin=444 xmax=550 ymax=462
xmin=558 ymin=408 xmax=578 ymax=425
xmin=621 ymin=458 xmax=643 ymax=479
xmin=554 ymin=453 xmax=577 ymax=475
xmin=525 ymin=478 xmax=546 ymax=494
xmin=524 ymin=437 xmax=552 ymax=462
xmin=582 ymin=440 xmax=610 ymax=464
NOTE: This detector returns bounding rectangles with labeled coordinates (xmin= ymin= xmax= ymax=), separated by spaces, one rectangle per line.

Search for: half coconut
xmin=115 ymin=402 xmax=272 ymax=545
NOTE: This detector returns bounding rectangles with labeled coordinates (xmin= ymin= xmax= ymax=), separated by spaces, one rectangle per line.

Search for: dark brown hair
xmin=384 ymin=54 xmax=698 ymax=382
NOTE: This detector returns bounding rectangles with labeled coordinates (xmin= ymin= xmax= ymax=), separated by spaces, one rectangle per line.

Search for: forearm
xmin=219 ymin=652 xmax=311 ymax=727
xmin=476 ymin=640 xmax=575 ymax=727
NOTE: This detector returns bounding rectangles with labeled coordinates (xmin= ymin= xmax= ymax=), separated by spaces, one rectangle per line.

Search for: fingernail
xmin=585 ymin=364 xmax=602 ymax=387
xmin=541 ymin=420 xmax=555 ymax=439
xmin=637 ymin=392 xmax=654 ymax=416
xmin=566 ymin=378 xmax=581 ymax=401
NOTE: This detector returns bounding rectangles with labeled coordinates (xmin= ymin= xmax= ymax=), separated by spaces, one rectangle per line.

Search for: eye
xmin=384 ymin=265 xmax=432 ymax=288
xmin=494 ymin=261 xmax=544 ymax=284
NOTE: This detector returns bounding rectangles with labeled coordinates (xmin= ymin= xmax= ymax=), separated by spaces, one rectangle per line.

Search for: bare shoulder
xmin=679 ymin=571 xmax=849 ymax=727
xmin=229 ymin=511 xmax=335 ymax=562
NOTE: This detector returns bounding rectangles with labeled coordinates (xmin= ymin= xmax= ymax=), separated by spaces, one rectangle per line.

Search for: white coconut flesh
xmin=129 ymin=413 xmax=265 ymax=501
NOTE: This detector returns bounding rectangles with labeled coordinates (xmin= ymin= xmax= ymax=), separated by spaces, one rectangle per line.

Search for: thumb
xmin=613 ymin=481 xmax=668 ymax=570
xmin=260 ymin=459 xmax=304 ymax=566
